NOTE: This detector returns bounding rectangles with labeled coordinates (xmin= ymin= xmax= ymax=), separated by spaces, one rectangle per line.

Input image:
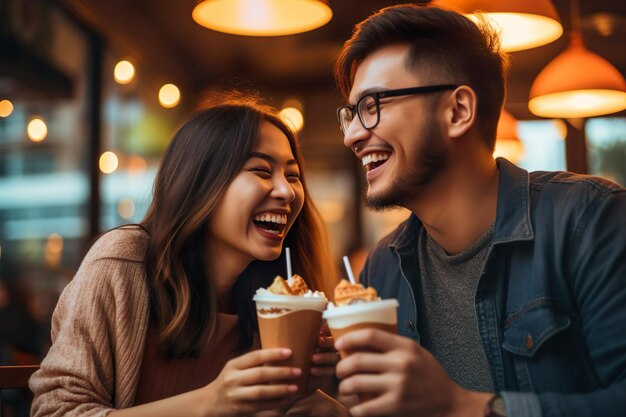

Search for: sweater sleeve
xmin=30 ymin=230 xmax=150 ymax=417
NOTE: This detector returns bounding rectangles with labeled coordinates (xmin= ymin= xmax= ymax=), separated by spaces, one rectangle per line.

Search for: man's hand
xmin=309 ymin=322 xmax=339 ymax=392
xmin=335 ymin=329 xmax=491 ymax=417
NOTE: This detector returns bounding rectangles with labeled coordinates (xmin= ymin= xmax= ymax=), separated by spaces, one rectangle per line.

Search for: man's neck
xmin=407 ymin=151 xmax=499 ymax=255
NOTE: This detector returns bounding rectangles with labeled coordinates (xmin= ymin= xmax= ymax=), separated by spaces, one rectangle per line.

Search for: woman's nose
xmin=271 ymin=175 xmax=296 ymax=203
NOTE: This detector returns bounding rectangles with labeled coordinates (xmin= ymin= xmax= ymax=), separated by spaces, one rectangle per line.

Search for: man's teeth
xmin=253 ymin=213 xmax=288 ymax=224
xmin=361 ymin=153 xmax=390 ymax=166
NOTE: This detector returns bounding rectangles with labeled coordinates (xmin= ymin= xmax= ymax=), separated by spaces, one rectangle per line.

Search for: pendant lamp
xmin=192 ymin=0 xmax=332 ymax=36
xmin=430 ymin=0 xmax=563 ymax=52
xmin=529 ymin=32 xmax=626 ymax=118
xmin=493 ymin=110 xmax=524 ymax=163
xmin=529 ymin=0 xmax=626 ymax=118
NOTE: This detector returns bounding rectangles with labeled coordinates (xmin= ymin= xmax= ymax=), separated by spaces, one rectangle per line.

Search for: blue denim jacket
xmin=360 ymin=159 xmax=626 ymax=417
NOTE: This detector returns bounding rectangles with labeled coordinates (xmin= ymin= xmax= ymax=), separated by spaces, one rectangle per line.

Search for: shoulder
xmin=85 ymin=225 xmax=149 ymax=263
xmin=529 ymin=170 xmax=624 ymax=201
xmin=528 ymin=171 xmax=624 ymax=220
xmin=527 ymin=171 xmax=625 ymax=243
xmin=64 ymin=226 xmax=149 ymax=304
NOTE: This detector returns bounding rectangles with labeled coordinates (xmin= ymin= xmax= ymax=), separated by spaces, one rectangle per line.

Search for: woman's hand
xmin=308 ymin=323 xmax=340 ymax=393
xmin=202 ymin=348 xmax=301 ymax=417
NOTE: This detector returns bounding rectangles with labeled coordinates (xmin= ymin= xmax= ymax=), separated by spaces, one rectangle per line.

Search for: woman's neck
xmin=205 ymin=243 xmax=252 ymax=313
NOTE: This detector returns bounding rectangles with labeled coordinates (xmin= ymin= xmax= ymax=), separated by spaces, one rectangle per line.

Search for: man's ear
xmin=444 ymin=86 xmax=477 ymax=139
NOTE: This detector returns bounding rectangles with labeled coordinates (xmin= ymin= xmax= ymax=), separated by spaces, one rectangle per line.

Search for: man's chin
xmin=364 ymin=190 xmax=404 ymax=212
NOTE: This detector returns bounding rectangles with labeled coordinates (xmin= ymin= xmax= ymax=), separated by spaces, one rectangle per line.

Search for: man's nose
xmin=342 ymin=116 xmax=371 ymax=150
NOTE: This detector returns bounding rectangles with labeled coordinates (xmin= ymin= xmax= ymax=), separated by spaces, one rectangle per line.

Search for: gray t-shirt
xmin=416 ymin=224 xmax=495 ymax=392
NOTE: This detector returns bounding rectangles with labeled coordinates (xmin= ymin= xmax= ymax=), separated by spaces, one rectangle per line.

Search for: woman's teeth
xmin=253 ymin=213 xmax=288 ymax=234
xmin=253 ymin=213 xmax=287 ymax=224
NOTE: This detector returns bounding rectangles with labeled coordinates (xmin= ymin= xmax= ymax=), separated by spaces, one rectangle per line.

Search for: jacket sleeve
xmin=29 ymin=248 xmax=149 ymax=417
xmin=506 ymin=189 xmax=626 ymax=417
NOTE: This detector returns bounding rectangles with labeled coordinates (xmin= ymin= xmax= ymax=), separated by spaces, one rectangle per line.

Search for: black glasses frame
xmin=337 ymin=84 xmax=459 ymax=134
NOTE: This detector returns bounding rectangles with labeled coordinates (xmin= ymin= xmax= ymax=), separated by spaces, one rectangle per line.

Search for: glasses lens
xmin=338 ymin=107 xmax=354 ymax=133
xmin=358 ymin=95 xmax=378 ymax=129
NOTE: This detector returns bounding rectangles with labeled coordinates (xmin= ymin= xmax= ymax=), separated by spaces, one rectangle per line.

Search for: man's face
xmin=342 ymin=45 xmax=450 ymax=210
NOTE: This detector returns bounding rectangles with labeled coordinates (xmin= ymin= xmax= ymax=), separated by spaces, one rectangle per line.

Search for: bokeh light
xmin=27 ymin=117 xmax=48 ymax=142
xmin=99 ymin=151 xmax=119 ymax=174
xmin=159 ymin=84 xmax=181 ymax=108
xmin=0 ymin=100 xmax=14 ymax=117
xmin=117 ymin=198 xmax=136 ymax=219
xmin=280 ymin=107 xmax=304 ymax=132
xmin=114 ymin=60 xmax=135 ymax=84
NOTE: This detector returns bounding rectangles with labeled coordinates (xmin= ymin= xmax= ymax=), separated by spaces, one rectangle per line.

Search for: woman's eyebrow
xmin=248 ymin=151 xmax=297 ymax=165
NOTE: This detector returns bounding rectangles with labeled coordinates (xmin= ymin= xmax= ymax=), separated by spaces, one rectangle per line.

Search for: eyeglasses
xmin=336 ymin=84 xmax=458 ymax=134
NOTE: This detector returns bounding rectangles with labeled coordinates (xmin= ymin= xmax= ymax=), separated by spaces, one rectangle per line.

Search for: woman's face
xmin=209 ymin=121 xmax=305 ymax=265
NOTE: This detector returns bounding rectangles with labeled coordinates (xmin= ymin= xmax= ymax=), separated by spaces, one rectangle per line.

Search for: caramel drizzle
xmin=259 ymin=308 xmax=292 ymax=314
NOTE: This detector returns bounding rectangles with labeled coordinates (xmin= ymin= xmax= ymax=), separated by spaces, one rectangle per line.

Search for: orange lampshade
xmin=493 ymin=110 xmax=524 ymax=163
xmin=529 ymin=32 xmax=626 ymax=118
xmin=192 ymin=0 xmax=332 ymax=36
xmin=431 ymin=0 xmax=562 ymax=52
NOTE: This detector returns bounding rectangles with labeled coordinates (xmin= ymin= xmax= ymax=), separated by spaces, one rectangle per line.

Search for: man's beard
xmin=365 ymin=122 xmax=449 ymax=211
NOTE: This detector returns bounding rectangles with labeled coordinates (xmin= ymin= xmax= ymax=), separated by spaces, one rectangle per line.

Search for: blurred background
xmin=0 ymin=0 xmax=625 ymax=403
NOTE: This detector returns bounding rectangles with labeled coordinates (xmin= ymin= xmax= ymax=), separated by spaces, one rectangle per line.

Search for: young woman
xmin=29 ymin=92 xmax=343 ymax=417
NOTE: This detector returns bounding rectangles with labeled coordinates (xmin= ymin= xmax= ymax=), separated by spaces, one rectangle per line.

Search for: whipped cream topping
xmin=326 ymin=297 xmax=381 ymax=309
xmin=255 ymin=287 xmax=327 ymax=299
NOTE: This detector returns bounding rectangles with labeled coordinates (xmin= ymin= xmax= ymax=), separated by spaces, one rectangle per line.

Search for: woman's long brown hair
xmin=141 ymin=92 xmax=337 ymax=358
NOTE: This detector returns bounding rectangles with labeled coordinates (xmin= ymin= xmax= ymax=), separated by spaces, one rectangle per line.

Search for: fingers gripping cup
xmin=322 ymin=280 xmax=399 ymax=357
xmin=323 ymin=299 xmax=399 ymax=347
xmin=323 ymin=279 xmax=398 ymax=402
xmin=253 ymin=275 xmax=328 ymax=395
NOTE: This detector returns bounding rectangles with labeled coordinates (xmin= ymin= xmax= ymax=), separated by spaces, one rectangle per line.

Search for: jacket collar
xmin=389 ymin=157 xmax=534 ymax=252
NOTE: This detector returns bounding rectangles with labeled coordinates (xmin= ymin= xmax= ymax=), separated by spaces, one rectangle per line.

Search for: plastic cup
xmin=253 ymin=293 xmax=328 ymax=395
xmin=323 ymin=298 xmax=399 ymax=353
xmin=323 ymin=298 xmax=399 ymax=402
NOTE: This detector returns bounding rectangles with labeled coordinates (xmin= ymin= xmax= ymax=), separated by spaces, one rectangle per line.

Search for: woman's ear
xmin=444 ymin=86 xmax=477 ymax=139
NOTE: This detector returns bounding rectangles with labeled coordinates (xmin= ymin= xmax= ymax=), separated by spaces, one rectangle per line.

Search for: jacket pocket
xmin=502 ymin=300 xmax=571 ymax=357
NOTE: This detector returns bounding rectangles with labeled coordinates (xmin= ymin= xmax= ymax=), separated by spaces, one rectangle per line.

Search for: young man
xmin=333 ymin=4 xmax=626 ymax=417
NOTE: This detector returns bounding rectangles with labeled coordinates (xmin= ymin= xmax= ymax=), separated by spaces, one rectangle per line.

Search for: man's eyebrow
xmin=248 ymin=151 xmax=298 ymax=165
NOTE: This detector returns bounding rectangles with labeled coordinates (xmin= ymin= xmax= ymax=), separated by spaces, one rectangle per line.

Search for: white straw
xmin=285 ymin=247 xmax=292 ymax=283
xmin=343 ymin=255 xmax=356 ymax=285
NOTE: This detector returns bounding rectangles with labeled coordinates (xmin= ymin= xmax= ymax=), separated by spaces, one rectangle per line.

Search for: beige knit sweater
xmin=30 ymin=227 xmax=151 ymax=416
xmin=30 ymin=227 xmax=349 ymax=417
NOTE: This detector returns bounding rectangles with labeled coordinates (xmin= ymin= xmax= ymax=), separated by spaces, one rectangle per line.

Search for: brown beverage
xmin=328 ymin=322 xmax=397 ymax=343
xmin=323 ymin=280 xmax=399 ymax=402
xmin=323 ymin=299 xmax=399 ymax=357
xmin=253 ymin=276 xmax=328 ymax=395
xmin=257 ymin=309 xmax=323 ymax=393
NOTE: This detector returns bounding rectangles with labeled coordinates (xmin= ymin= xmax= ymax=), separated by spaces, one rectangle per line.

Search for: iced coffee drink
xmin=324 ymin=280 xmax=399 ymax=402
xmin=253 ymin=275 xmax=328 ymax=395
xmin=323 ymin=280 xmax=399 ymax=355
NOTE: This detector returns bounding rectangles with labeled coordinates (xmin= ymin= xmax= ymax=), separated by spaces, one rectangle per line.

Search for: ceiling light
xmin=280 ymin=107 xmax=304 ymax=132
xmin=192 ymin=0 xmax=332 ymax=36
xmin=431 ymin=0 xmax=563 ymax=52
xmin=0 ymin=100 xmax=14 ymax=117
xmin=529 ymin=32 xmax=626 ymax=118
xmin=114 ymin=60 xmax=135 ymax=84
xmin=159 ymin=84 xmax=181 ymax=108
xmin=99 ymin=151 xmax=119 ymax=174
xmin=27 ymin=117 xmax=47 ymax=142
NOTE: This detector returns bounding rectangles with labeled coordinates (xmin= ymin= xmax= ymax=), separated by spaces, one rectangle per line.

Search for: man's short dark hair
xmin=334 ymin=4 xmax=509 ymax=150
